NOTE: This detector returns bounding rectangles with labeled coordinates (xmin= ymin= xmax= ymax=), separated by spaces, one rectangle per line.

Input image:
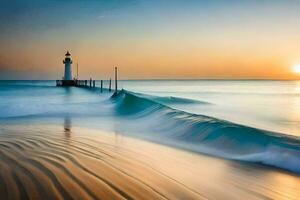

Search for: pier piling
xmin=115 ymin=67 xmax=118 ymax=94
xmin=101 ymin=80 xmax=103 ymax=93
xmin=109 ymin=78 xmax=112 ymax=92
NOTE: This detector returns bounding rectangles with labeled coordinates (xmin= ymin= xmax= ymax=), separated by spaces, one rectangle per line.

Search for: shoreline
xmin=0 ymin=123 xmax=299 ymax=199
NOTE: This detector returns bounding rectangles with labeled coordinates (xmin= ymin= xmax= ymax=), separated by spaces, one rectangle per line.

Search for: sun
xmin=292 ymin=65 xmax=300 ymax=74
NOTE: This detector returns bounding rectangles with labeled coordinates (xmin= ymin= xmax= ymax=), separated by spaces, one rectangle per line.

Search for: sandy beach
xmin=0 ymin=123 xmax=299 ymax=200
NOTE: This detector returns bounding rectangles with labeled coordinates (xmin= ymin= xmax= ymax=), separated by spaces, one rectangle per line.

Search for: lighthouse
xmin=63 ymin=51 xmax=73 ymax=80
xmin=56 ymin=50 xmax=97 ymax=87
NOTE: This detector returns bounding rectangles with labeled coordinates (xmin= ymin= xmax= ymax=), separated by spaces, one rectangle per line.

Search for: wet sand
xmin=0 ymin=123 xmax=299 ymax=200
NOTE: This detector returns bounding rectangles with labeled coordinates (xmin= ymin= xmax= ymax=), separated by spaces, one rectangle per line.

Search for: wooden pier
xmin=56 ymin=79 xmax=93 ymax=87
xmin=57 ymin=51 xmax=119 ymax=94
xmin=56 ymin=66 xmax=119 ymax=95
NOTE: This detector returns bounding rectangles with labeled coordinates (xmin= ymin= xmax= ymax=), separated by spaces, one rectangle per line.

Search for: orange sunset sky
xmin=1 ymin=0 xmax=300 ymax=80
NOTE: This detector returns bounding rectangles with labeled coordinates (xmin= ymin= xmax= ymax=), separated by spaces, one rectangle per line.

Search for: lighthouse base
xmin=56 ymin=80 xmax=76 ymax=87
xmin=56 ymin=79 xmax=92 ymax=87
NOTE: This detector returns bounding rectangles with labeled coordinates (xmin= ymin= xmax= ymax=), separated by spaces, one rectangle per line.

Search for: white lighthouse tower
xmin=63 ymin=51 xmax=73 ymax=80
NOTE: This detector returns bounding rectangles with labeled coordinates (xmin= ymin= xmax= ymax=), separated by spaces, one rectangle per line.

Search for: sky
xmin=1 ymin=0 xmax=300 ymax=80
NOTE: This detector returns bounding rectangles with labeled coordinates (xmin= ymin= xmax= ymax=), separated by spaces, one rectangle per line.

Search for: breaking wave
xmin=111 ymin=90 xmax=300 ymax=173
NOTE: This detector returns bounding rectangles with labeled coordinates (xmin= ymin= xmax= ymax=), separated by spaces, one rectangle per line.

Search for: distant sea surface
xmin=3 ymin=80 xmax=300 ymax=135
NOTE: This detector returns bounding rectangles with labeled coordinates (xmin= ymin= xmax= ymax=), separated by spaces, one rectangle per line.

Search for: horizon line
xmin=1 ymin=78 xmax=300 ymax=81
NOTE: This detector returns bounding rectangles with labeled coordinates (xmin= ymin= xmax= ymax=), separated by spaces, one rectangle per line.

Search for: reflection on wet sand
xmin=64 ymin=117 xmax=71 ymax=138
xmin=0 ymin=124 xmax=299 ymax=200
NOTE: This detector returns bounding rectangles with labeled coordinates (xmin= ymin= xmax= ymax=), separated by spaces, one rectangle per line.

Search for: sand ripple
xmin=1 ymin=123 xmax=300 ymax=200
xmin=0 ymin=125 xmax=205 ymax=200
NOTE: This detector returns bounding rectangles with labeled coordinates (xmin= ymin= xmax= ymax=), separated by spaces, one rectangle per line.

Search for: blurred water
xmin=1 ymin=80 xmax=300 ymax=136
xmin=116 ymin=80 xmax=300 ymax=137
xmin=1 ymin=80 xmax=300 ymax=173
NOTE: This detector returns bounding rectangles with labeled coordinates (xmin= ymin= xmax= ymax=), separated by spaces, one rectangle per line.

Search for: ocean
xmin=0 ymin=80 xmax=300 ymax=199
